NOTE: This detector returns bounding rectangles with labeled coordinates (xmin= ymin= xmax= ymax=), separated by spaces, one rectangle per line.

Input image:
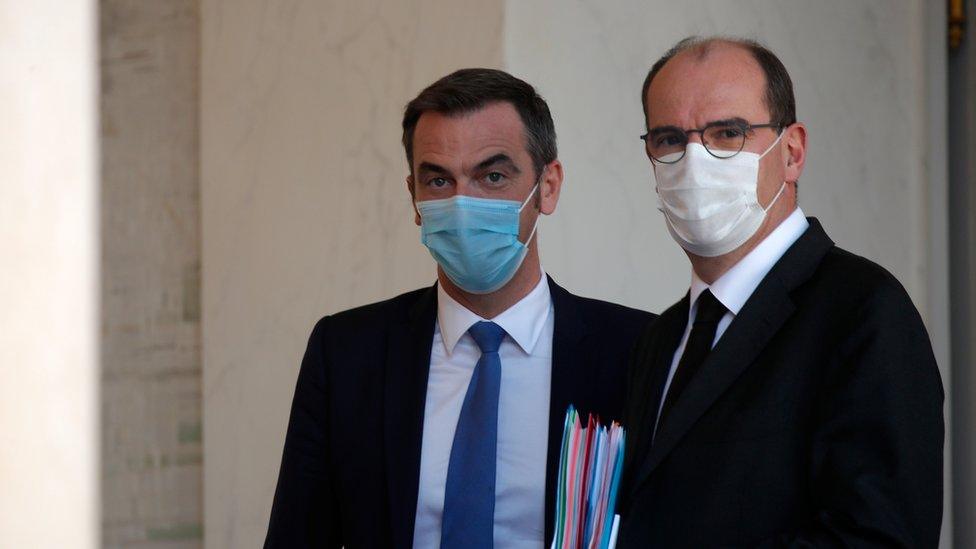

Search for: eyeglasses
xmin=640 ymin=119 xmax=783 ymax=164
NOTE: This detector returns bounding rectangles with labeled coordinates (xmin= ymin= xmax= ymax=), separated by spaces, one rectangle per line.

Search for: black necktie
xmin=658 ymin=289 xmax=727 ymax=427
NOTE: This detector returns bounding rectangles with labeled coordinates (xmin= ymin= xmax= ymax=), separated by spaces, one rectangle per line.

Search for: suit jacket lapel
xmin=633 ymin=218 xmax=834 ymax=491
xmin=543 ymin=276 xmax=587 ymax=543
xmin=384 ymin=284 xmax=437 ymax=548
xmin=623 ymin=295 xmax=688 ymax=500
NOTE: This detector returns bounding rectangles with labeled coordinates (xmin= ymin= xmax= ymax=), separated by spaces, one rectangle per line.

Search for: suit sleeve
xmin=265 ymin=317 xmax=341 ymax=548
xmin=755 ymin=280 xmax=945 ymax=548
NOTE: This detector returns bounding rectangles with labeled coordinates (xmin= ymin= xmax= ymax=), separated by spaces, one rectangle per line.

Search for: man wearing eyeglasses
xmin=618 ymin=37 xmax=944 ymax=547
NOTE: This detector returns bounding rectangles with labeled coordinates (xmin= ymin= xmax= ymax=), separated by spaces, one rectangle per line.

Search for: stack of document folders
xmin=550 ymin=405 xmax=626 ymax=549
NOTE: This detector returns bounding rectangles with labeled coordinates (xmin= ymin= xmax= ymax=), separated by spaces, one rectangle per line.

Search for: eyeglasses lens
xmin=702 ymin=124 xmax=746 ymax=158
xmin=647 ymin=129 xmax=687 ymax=163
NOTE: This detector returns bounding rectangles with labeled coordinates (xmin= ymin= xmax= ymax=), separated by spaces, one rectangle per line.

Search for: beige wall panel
xmin=100 ymin=1 xmax=203 ymax=547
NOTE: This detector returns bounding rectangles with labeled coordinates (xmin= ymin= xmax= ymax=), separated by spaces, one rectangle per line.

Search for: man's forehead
xmin=415 ymin=101 xmax=524 ymax=133
xmin=412 ymin=102 xmax=528 ymax=162
xmin=646 ymin=43 xmax=767 ymax=125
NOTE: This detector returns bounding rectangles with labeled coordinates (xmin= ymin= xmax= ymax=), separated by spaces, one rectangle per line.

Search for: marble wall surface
xmin=100 ymin=1 xmax=203 ymax=547
xmin=202 ymin=0 xmax=951 ymax=546
xmin=0 ymin=0 xmax=99 ymax=547
xmin=201 ymin=0 xmax=504 ymax=545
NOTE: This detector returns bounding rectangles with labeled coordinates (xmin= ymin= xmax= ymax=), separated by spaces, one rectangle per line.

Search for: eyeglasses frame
xmin=640 ymin=120 xmax=785 ymax=164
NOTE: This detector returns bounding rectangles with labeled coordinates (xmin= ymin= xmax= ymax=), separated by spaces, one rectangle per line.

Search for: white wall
xmin=202 ymin=0 xmax=951 ymax=546
xmin=0 ymin=0 xmax=99 ymax=547
xmin=200 ymin=1 xmax=504 ymax=545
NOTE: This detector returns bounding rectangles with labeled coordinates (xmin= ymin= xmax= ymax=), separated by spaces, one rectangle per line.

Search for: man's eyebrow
xmin=647 ymin=124 xmax=682 ymax=137
xmin=708 ymin=117 xmax=750 ymax=127
xmin=474 ymin=153 xmax=521 ymax=174
xmin=648 ymin=117 xmax=751 ymax=135
xmin=417 ymin=161 xmax=449 ymax=176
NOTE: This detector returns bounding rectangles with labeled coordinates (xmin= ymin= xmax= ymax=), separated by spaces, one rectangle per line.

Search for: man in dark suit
xmin=264 ymin=68 xmax=653 ymax=548
xmin=619 ymin=37 xmax=944 ymax=547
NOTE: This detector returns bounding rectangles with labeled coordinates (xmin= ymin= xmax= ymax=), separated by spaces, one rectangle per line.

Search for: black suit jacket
xmin=619 ymin=218 xmax=944 ymax=548
xmin=265 ymin=276 xmax=653 ymax=548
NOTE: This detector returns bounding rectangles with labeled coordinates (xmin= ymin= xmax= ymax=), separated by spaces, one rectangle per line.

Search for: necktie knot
xmin=468 ymin=321 xmax=506 ymax=354
xmin=694 ymin=289 xmax=726 ymax=325
xmin=658 ymin=288 xmax=727 ymax=429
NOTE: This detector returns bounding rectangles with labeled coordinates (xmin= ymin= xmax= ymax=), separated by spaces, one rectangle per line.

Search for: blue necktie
xmin=441 ymin=321 xmax=506 ymax=549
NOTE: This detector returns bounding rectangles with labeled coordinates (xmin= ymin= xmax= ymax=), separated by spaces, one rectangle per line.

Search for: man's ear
xmin=407 ymin=175 xmax=421 ymax=226
xmin=539 ymin=160 xmax=564 ymax=216
xmin=783 ymin=123 xmax=807 ymax=184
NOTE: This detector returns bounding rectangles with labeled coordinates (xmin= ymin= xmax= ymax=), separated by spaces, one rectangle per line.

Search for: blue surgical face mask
xmin=416 ymin=183 xmax=540 ymax=294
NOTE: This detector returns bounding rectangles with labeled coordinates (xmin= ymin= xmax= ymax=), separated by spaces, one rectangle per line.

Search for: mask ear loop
xmin=758 ymin=130 xmax=787 ymax=213
xmin=763 ymin=181 xmax=787 ymax=213
xmin=518 ymin=171 xmax=545 ymax=245
xmin=523 ymin=214 xmax=541 ymax=246
xmin=518 ymin=181 xmax=541 ymax=211
xmin=758 ymin=130 xmax=785 ymax=159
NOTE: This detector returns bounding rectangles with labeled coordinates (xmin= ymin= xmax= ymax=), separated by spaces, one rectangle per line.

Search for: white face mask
xmin=653 ymin=134 xmax=786 ymax=257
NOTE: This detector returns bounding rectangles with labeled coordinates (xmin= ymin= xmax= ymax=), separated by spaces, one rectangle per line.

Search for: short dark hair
xmin=641 ymin=36 xmax=797 ymax=130
xmin=402 ymin=68 xmax=557 ymax=178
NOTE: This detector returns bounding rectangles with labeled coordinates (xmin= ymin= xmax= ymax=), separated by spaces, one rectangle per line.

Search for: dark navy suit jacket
xmin=265 ymin=276 xmax=654 ymax=548
xmin=619 ymin=219 xmax=944 ymax=547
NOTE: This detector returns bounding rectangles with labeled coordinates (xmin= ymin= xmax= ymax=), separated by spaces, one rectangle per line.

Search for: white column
xmin=0 ymin=1 xmax=99 ymax=547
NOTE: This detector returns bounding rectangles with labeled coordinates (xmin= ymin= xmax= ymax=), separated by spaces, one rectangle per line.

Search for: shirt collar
xmin=436 ymin=271 xmax=552 ymax=356
xmin=689 ymin=207 xmax=809 ymax=315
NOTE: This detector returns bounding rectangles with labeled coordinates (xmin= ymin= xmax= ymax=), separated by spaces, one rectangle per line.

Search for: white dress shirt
xmin=413 ymin=271 xmax=554 ymax=549
xmin=656 ymin=208 xmax=810 ymax=430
